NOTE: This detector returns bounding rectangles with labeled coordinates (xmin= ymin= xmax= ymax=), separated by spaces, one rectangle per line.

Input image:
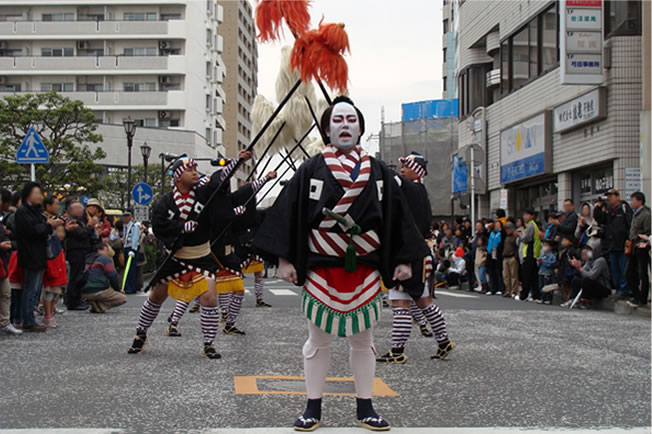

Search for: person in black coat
xmin=593 ymin=189 xmax=633 ymax=295
xmin=64 ymin=200 xmax=96 ymax=310
xmin=14 ymin=182 xmax=63 ymax=332
xmin=558 ymin=199 xmax=578 ymax=239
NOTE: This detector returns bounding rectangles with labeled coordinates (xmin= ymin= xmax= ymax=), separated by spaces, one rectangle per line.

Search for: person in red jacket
xmin=43 ymin=225 xmax=67 ymax=328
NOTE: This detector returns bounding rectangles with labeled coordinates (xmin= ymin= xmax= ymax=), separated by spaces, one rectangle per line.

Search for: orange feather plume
xmin=290 ymin=22 xmax=350 ymax=93
xmin=280 ymin=0 xmax=311 ymax=37
xmin=255 ymin=0 xmax=311 ymax=42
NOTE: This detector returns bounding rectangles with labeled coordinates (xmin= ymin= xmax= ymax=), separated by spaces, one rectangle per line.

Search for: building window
xmin=443 ymin=19 xmax=449 ymax=34
xmin=499 ymin=2 xmax=558 ymax=96
xmin=123 ymin=82 xmax=156 ymax=92
xmin=40 ymin=82 xmax=74 ymax=92
xmin=604 ymin=0 xmax=641 ymax=37
xmin=133 ymin=118 xmax=156 ymax=127
xmin=541 ymin=6 xmax=558 ymax=71
xmin=124 ymin=12 xmax=157 ymax=21
xmin=85 ymin=83 xmax=103 ymax=92
xmin=1 ymin=84 xmax=21 ymax=91
xmin=41 ymin=48 xmax=74 ymax=57
xmin=459 ymin=63 xmax=493 ymax=118
xmin=42 ymin=13 xmax=74 ymax=21
xmin=161 ymin=14 xmax=181 ymax=21
xmin=443 ymin=47 xmax=447 ymax=61
xmin=123 ymin=47 xmax=156 ymax=56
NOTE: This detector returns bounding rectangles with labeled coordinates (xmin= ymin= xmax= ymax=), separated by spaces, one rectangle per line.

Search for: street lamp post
xmin=140 ymin=141 xmax=152 ymax=184
xmin=123 ymin=118 xmax=136 ymax=209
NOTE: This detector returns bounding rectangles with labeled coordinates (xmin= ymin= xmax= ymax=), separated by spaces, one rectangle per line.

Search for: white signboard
xmin=560 ymin=0 xmax=604 ymax=85
xmin=565 ymin=7 xmax=601 ymax=30
xmin=625 ymin=167 xmax=641 ymax=202
xmin=133 ymin=205 xmax=149 ymax=222
xmin=565 ymin=53 xmax=603 ymax=75
xmin=499 ymin=188 xmax=508 ymax=210
xmin=553 ymin=87 xmax=606 ymax=133
xmin=500 ymin=112 xmax=552 ymax=184
xmin=566 ymin=31 xmax=602 ymax=53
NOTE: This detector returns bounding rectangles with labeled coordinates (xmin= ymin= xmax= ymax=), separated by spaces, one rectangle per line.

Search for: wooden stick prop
xmin=246 ymin=121 xmax=287 ymax=182
xmin=208 ymin=123 xmax=316 ymax=253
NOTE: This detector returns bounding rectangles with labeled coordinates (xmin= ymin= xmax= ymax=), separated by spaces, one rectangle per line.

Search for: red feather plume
xmin=280 ymin=0 xmax=311 ymax=37
xmin=290 ymin=22 xmax=350 ymax=93
xmin=256 ymin=0 xmax=311 ymax=42
xmin=255 ymin=0 xmax=283 ymax=42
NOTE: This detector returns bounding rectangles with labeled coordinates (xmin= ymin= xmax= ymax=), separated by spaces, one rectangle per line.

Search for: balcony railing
xmin=0 ymin=55 xmax=185 ymax=73
xmin=0 ymin=90 xmax=185 ymax=108
xmin=0 ymin=19 xmax=185 ymax=38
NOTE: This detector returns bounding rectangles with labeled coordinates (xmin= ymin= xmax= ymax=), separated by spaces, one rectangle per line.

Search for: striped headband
xmin=399 ymin=154 xmax=427 ymax=178
xmin=172 ymin=157 xmax=197 ymax=181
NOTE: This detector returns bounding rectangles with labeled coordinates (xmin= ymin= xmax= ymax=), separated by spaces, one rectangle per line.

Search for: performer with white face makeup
xmin=255 ymin=96 xmax=429 ymax=431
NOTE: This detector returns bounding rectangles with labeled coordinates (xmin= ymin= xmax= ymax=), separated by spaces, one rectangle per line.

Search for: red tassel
xmin=279 ymin=0 xmax=311 ymax=37
xmin=290 ymin=22 xmax=350 ymax=92
xmin=255 ymin=0 xmax=283 ymax=42
xmin=256 ymin=0 xmax=311 ymax=42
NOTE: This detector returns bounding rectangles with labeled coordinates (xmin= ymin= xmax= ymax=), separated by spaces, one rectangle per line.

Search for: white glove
xmin=183 ymin=221 xmax=198 ymax=234
xmin=278 ymin=257 xmax=298 ymax=284
xmin=128 ymin=251 xmax=136 ymax=258
xmin=392 ymin=264 xmax=412 ymax=281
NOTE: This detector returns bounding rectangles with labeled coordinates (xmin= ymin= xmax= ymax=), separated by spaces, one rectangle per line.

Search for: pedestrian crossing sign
xmin=16 ymin=126 xmax=49 ymax=164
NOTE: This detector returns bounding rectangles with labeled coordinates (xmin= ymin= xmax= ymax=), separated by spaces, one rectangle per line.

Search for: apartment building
xmin=0 ymin=0 xmax=228 ymax=165
xmin=217 ymin=0 xmax=257 ymax=182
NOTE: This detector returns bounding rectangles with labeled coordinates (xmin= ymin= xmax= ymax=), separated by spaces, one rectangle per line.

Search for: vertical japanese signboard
xmin=560 ymin=0 xmax=605 ymax=85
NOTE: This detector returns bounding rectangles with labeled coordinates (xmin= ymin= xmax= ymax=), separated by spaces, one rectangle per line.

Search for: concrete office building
xmin=217 ymin=0 xmax=257 ymax=183
xmin=442 ymin=0 xmax=459 ymax=99
xmin=0 ymin=0 xmax=227 ymax=167
xmin=456 ymin=0 xmax=646 ymax=219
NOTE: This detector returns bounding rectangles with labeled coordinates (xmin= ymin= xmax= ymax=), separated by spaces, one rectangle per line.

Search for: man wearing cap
xmin=377 ymin=152 xmax=456 ymax=365
xmin=594 ymin=189 xmax=633 ymax=296
xmin=121 ymin=211 xmax=140 ymax=294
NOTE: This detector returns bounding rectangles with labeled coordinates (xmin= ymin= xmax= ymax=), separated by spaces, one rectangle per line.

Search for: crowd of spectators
xmin=429 ymin=189 xmax=650 ymax=310
xmin=0 ymin=183 xmax=154 ymax=335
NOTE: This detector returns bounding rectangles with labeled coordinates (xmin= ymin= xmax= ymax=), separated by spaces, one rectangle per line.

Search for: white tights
xmin=303 ymin=322 xmax=376 ymax=400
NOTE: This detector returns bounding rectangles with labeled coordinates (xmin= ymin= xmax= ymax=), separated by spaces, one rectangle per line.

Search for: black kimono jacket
xmin=152 ymin=171 xmax=233 ymax=251
xmin=396 ymin=175 xmax=432 ymax=238
xmin=254 ymin=153 xmax=428 ymax=289
xmin=211 ymin=182 xmax=259 ymax=271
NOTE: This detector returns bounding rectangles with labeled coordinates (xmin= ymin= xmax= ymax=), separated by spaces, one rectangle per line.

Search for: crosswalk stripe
xmin=269 ymin=289 xmax=298 ymax=296
xmin=436 ymin=290 xmax=478 ymax=298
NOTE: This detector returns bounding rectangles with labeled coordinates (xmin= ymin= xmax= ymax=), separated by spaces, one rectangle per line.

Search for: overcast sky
xmin=256 ymin=0 xmax=444 ymax=155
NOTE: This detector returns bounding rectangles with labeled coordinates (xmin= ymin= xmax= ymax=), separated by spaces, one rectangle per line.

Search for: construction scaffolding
xmin=379 ymin=117 xmax=460 ymax=218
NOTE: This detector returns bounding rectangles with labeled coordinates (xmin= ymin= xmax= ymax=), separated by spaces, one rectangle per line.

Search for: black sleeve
xmin=152 ymin=195 xmax=184 ymax=249
xmin=16 ymin=207 xmax=51 ymax=241
xmin=254 ymin=162 xmax=307 ymax=264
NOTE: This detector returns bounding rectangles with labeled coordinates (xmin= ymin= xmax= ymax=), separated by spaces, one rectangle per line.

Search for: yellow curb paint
xmin=233 ymin=376 xmax=399 ymax=397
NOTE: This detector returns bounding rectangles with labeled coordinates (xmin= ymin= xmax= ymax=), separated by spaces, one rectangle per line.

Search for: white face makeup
xmin=328 ymin=103 xmax=360 ymax=150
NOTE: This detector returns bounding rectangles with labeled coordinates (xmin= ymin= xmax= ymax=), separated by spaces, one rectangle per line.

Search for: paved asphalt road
xmin=0 ymin=277 xmax=649 ymax=433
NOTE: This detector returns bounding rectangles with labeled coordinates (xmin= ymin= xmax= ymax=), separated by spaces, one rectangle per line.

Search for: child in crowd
xmin=558 ymin=234 xmax=580 ymax=305
xmin=474 ymin=236 xmax=488 ymax=293
xmin=502 ymin=223 xmax=520 ymax=298
xmin=537 ymin=239 xmax=557 ymax=305
xmin=43 ymin=225 xmax=67 ymax=328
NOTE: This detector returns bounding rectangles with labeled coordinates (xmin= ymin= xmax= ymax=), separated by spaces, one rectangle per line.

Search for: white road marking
xmin=436 ymin=290 xmax=478 ymax=298
xmin=269 ymin=289 xmax=299 ymax=296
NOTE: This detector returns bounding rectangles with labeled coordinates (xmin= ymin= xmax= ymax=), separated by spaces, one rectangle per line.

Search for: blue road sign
xmin=132 ymin=183 xmax=153 ymax=206
xmin=16 ymin=126 xmax=49 ymax=164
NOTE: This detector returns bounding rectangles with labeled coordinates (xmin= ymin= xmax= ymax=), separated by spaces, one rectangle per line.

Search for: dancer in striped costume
xmin=255 ymin=97 xmax=428 ymax=432
xmin=127 ymin=151 xmax=251 ymax=359
xmin=163 ymin=171 xmax=277 ymax=337
xmin=377 ymin=153 xmax=456 ymax=365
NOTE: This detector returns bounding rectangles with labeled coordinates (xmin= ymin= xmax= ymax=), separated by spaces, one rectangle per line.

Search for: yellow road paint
xmin=233 ymin=375 xmax=399 ymax=397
